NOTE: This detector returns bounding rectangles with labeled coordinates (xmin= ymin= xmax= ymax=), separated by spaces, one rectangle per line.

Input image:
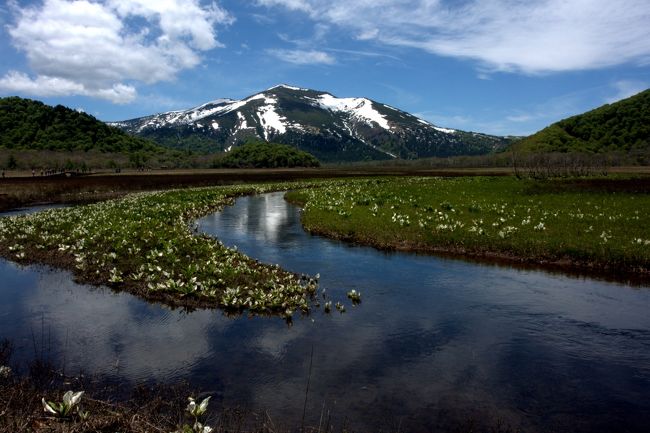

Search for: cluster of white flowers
xmin=0 ymin=365 xmax=11 ymax=378
xmin=600 ymin=231 xmax=612 ymax=243
xmin=0 ymin=182 xmax=325 ymax=316
xmin=498 ymin=226 xmax=519 ymax=239
xmin=391 ymin=212 xmax=410 ymax=226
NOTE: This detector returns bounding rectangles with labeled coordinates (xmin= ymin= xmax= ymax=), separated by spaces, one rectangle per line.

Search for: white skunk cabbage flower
xmin=42 ymin=398 xmax=58 ymax=414
xmin=186 ymin=396 xmax=211 ymax=417
xmin=63 ymin=390 xmax=84 ymax=408
xmin=193 ymin=422 xmax=213 ymax=433
xmin=0 ymin=365 xmax=11 ymax=378
xmin=42 ymin=391 xmax=84 ymax=417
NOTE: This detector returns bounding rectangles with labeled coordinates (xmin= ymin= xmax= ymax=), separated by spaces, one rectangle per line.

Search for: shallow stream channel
xmin=1 ymin=192 xmax=650 ymax=432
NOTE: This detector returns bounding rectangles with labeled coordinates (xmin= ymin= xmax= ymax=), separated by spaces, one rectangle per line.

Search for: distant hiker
xmin=1 ymin=170 xmax=5 ymax=178
xmin=32 ymin=169 xmax=35 ymax=177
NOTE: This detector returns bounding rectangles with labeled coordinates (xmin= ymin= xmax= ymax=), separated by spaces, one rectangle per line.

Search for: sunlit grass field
xmin=287 ymin=177 xmax=650 ymax=274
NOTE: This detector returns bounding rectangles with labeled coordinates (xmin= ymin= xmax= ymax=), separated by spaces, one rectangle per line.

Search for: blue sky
xmin=1 ymin=0 xmax=649 ymax=136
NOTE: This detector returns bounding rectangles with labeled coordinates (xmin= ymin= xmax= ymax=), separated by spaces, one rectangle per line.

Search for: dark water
xmin=2 ymin=193 xmax=650 ymax=432
xmin=0 ymin=203 xmax=68 ymax=217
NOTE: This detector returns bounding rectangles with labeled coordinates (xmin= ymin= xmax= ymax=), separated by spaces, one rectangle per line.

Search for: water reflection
xmin=198 ymin=192 xmax=650 ymax=432
xmin=0 ymin=195 xmax=648 ymax=432
xmin=0 ymin=204 xmax=68 ymax=218
xmin=0 ymin=261 xmax=233 ymax=383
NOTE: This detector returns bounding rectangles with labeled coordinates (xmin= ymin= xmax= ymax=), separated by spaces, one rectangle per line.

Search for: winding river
xmin=1 ymin=192 xmax=650 ymax=432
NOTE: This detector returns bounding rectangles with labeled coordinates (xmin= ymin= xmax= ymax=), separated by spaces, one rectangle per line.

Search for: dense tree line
xmin=0 ymin=96 xmax=162 ymax=153
xmin=517 ymin=89 xmax=650 ymax=154
xmin=212 ymin=141 xmax=320 ymax=168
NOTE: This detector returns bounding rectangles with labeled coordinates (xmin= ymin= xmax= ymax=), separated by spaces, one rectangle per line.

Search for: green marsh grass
xmin=287 ymin=176 xmax=650 ymax=276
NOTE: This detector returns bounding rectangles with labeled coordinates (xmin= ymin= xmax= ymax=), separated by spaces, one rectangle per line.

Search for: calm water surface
xmin=1 ymin=193 xmax=649 ymax=432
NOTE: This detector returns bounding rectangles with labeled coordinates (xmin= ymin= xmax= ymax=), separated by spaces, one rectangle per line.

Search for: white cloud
xmin=505 ymin=114 xmax=534 ymax=123
xmin=415 ymin=111 xmax=472 ymax=129
xmin=606 ymin=80 xmax=648 ymax=103
xmin=257 ymin=0 xmax=650 ymax=74
xmin=327 ymin=48 xmax=400 ymax=61
xmin=1 ymin=0 xmax=233 ymax=102
xmin=0 ymin=71 xmax=137 ymax=103
xmin=267 ymin=48 xmax=335 ymax=65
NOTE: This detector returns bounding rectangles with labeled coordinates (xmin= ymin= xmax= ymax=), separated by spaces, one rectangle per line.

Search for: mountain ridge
xmin=111 ymin=84 xmax=512 ymax=162
xmin=514 ymin=89 xmax=650 ymax=155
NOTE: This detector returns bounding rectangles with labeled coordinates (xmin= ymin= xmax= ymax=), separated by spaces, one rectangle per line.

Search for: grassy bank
xmin=0 ymin=182 xmax=325 ymax=317
xmin=287 ymin=176 xmax=650 ymax=278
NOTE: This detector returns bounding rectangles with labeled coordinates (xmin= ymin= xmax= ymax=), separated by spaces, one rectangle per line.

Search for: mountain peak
xmin=266 ymin=84 xmax=309 ymax=92
xmin=112 ymin=86 xmax=511 ymax=161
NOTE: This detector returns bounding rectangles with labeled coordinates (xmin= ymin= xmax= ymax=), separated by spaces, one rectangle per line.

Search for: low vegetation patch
xmin=287 ymin=176 xmax=650 ymax=277
xmin=0 ymin=182 xmax=325 ymax=317
xmin=0 ymin=361 xmax=279 ymax=433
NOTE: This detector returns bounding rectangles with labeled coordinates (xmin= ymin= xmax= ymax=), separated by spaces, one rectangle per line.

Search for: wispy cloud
xmin=414 ymin=111 xmax=472 ymax=129
xmin=606 ymin=80 xmax=648 ymax=103
xmin=415 ymin=87 xmax=600 ymax=136
xmin=0 ymin=0 xmax=233 ymax=103
xmin=505 ymin=114 xmax=534 ymax=123
xmin=379 ymin=83 xmax=420 ymax=106
xmin=326 ymin=48 xmax=400 ymax=61
xmin=267 ymin=48 xmax=335 ymax=65
xmin=257 ymin=0 xmax=650 ymax=74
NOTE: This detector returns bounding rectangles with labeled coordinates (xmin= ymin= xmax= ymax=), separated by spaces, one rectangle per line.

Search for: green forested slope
xmin=0 ymin=96 xmax=161 ymax=153
xmin=516 ymin=89 xmax=650 ymax=154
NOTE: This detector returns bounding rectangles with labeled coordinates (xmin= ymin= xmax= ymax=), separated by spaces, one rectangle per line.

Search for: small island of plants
xmin=211 ymin=141 xmax=320 ymax=169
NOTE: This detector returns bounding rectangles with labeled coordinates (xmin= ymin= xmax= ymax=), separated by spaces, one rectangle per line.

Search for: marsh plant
xmin=0 ymin=365 xmax=11 ymax=379
xmin=42 ymin=390 xmax=89 ymax=420
xmin=347 ymin=289 xmax=362 ymax=304
xmin=175 ymin=396 xmax=213 ymax=433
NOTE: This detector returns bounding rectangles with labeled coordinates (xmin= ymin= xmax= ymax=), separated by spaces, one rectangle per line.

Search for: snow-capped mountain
xmin=111 ymin=85 xmax=510 ymax=161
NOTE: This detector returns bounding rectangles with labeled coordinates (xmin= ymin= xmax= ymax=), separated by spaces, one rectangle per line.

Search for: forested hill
xmin=212 ymin=141 xmax=320 ymax=168
xmin=515 ymin=89 xmax=650 ymax=154
xmin=0 ymin=96 xmax=161 ymax=153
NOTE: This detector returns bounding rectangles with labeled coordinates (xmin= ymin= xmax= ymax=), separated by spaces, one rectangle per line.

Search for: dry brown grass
xmin=0 ymin=167 xmax=516 ymax=213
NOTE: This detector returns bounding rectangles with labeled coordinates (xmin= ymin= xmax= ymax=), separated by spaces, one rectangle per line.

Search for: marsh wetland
xmin=1 ymin=177 xmax=650 ymax=432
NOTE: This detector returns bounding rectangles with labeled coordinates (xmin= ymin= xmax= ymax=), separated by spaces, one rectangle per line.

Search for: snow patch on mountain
xmin=255 ymin=95 xmax=307 ymax=139
xmin=434 ymin=126 xmax=456 ymax=134
xmin=236 ymin=111 xmax=249 ymax=130
xmin=315 ymin=94 xmax=392 ymax=130
xmin=417 ymin=118 xmax=456 ymax=134
xmin=256 ymin=97 xmax=286 ymax=140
